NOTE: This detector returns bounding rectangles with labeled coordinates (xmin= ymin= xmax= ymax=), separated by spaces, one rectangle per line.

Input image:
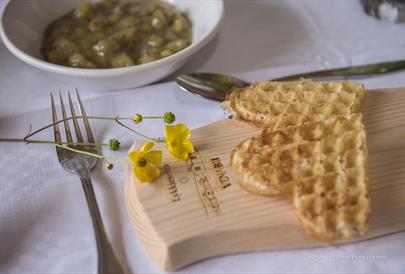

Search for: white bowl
xmin=0 ymin=0 xmax=223 ymax=91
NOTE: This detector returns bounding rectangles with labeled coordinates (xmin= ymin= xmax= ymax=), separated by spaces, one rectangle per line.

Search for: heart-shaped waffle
xmin=231 ymin=114 xmax=366 ymax=195
xmin=231 ymin=113 xmax=370 ymax=241
xmin=222 ymin=79 xmax=366 ymax=129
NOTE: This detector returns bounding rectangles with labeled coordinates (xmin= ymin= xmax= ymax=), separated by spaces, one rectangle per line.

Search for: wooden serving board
xmin=124 ymin=87 xmax=405 ymax=271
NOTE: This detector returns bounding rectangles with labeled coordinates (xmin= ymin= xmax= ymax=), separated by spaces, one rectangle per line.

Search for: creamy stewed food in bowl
xmin=0 ymin=0 xmax=223 ymax=91
xmin=42 ymin=0 xmax=192 ymax=69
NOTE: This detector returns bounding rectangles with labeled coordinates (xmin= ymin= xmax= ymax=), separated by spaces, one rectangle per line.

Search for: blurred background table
xmin=1 ymin=1 xmax=405 ymax=273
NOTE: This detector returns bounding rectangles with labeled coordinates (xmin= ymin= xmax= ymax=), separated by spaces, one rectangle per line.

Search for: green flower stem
xmin=114 ymin=118 xmax=163 ymax=143
xmin=0 ymin=138 xmax=108 ymax=147
xmin=0 ymin=138 xmax=28 ymax=143
xmin=23 ymin=116 xmax=132 ymax=141
xmin=22 ymin=115 xmax=166 ymax=142
xmin=53 ymin=144 xmax=124 ymax=161
xmin=142 ymin=116 xmax=164 ymax=119
xmin=0 ymin=138 xmax=125 ymax=162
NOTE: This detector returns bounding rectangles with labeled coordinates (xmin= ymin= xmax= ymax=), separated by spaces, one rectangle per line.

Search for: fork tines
xmin=50 ymin=90 xmax=97 ymax=150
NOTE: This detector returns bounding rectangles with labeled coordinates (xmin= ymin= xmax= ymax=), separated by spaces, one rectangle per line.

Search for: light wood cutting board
xmin=124 ymin=87 xmax=405 ymax=271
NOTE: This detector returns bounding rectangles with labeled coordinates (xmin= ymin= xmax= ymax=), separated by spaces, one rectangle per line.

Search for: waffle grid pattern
xmin=293 ymin=164 xmax=370 ymax=242
xmin=224 ymin=79 xmax=366 ymax=129
xmin=232 ymin=115 xmax=366 ymax=196
xmin=228 ymin=80 xmax=370 ymax=242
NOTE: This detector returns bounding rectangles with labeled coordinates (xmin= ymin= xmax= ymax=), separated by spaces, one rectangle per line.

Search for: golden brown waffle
xmin=223 ymin=79 xmax=366 ymax=129
xmin=231 ymin=114 xmax=366 ymax=195
xmin=228 ymin=79 xmax=370 ymax=242
xmin=232 ymin=113 xmax=370 ymax=241
xmin=231 ymin=113 xmax=370 ymax=241
xmin=293 ymin=165 xmax=370 ymax=242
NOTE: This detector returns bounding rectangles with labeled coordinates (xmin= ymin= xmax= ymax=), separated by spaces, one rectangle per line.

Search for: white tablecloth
xmin=1 ymin=1 xmax=405 ymax=273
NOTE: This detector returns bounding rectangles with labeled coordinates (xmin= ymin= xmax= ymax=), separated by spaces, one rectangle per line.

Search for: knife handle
xmin=274 ymin=60 xmax=405 ymax=81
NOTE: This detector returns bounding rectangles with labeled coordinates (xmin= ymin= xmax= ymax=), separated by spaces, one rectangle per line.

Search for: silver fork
xmin=51 ymin=91 xmax=125 ymax=273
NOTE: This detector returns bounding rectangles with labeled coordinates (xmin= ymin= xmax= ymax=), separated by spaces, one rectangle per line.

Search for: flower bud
xmin=108 ymin=138 xmax=120 ymax=151
xmin=133 ymin=114 xmax=143 ymax=124
xmin=163 ymin=112 xmax=175 ymax=124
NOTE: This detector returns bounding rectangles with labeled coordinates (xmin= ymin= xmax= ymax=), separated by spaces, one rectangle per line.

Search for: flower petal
xmin=165 ymin=125 xmax=177 ymax=141
xmin=167 ymin=145 xmax=189 ymax=160
xmin=144 ymin=150 xmax=163 ymax=166
xmin=139 ymin=141 xmax=154 ymax=155
xmin=128 ymin=150 xmax=140 ymax=163
xmin=133 ymin=164 xmax=161 ymax=183
xmin=133 ymin=164 xmax=148 ymax=182
xmin=181 ymin=140 xmax=194 ymax=154
xmin=143 ymin=165 xmax=161 ymax=181
xmin=175 ymin=123 xmax=191 ymax=141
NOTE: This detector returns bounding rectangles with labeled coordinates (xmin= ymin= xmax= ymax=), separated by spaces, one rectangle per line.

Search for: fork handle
xmin=80 ymin=177 xmax=125 ymax=274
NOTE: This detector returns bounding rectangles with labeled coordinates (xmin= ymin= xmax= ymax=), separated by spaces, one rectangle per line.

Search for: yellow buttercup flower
xmin=165 ymin=123 xmax=194 ymax=160
xmin=128 ymin=142 xmax=162 ymax=183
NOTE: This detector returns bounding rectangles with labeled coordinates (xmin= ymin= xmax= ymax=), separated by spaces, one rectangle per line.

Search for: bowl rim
xmin=0 ymin=0 xmax=224 ymax=78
